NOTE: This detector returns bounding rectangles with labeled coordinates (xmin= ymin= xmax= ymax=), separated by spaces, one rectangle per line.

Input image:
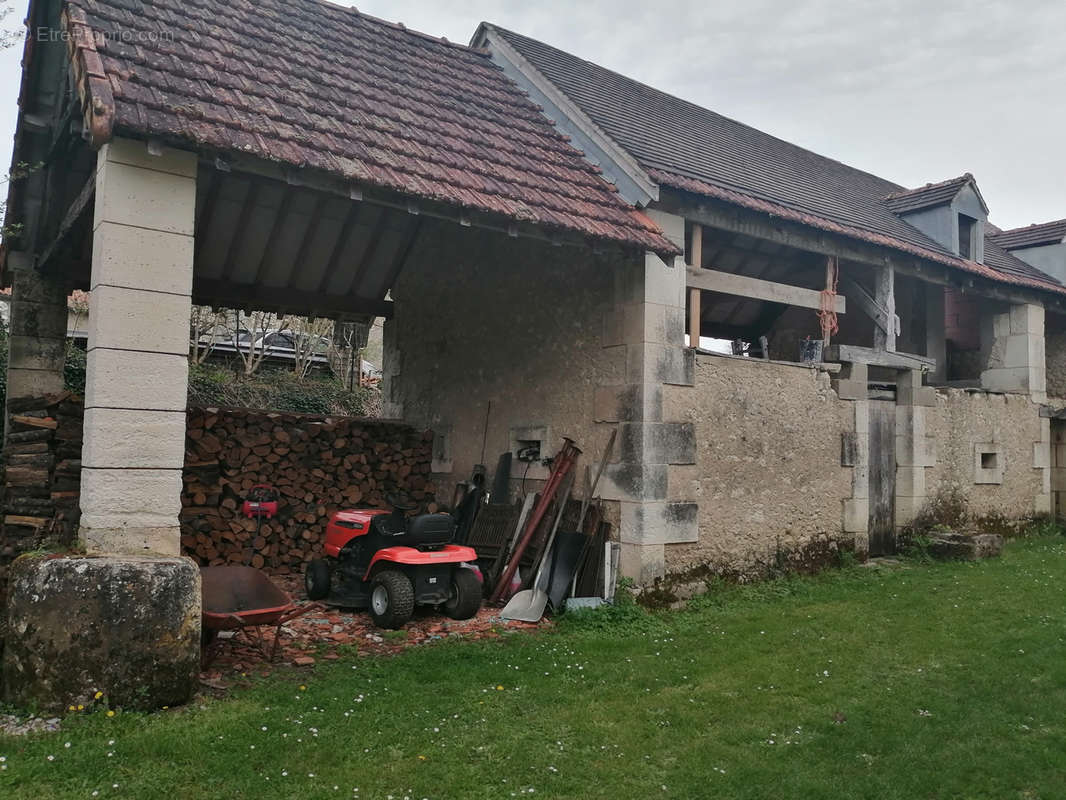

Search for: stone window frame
xmin=973 ymin=442 xmax=1004 ymax=485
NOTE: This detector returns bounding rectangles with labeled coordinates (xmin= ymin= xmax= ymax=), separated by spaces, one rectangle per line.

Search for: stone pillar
xmin=894 ymin=369 xmax=936 ymax=529
xmin=79 ymin=138 xmax=196 ymax=555
xmin=1034 ymin=416 xmax=1052 ymax=515
xmin=597 ymin=210 xmax=697 ymax=583
xmin=981 ymin=302 xmax=1046 ymax=402
xmin=4 ymin=252 xmax=68 ymax=434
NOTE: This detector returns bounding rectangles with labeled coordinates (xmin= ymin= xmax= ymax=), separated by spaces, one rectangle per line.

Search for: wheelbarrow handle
xmin=277 ymin=601 xmax=326 ymax=625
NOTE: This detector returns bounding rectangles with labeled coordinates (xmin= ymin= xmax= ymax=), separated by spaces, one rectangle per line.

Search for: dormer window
xmin=958 ymin=214 xmax=976 ymax=259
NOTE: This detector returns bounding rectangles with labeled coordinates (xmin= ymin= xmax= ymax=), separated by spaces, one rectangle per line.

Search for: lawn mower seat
xmin=374 ymin=512 xmax=456 ymax=549
xmin=404 ymin=513 xmax=455 ymax=548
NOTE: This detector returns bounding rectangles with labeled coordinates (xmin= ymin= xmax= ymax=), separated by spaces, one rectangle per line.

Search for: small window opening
xmin=958 ymin=214 xmax=976 ymax=260
xmin=980 ymin=451 xmax=998 ymax=470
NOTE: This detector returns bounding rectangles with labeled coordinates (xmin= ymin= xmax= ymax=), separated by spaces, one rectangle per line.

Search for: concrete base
xmin=3 ymin=555 xmax=200 ymax=711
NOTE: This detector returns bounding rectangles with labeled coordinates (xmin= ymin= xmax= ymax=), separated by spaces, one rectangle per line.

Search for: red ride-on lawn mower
xmin=303 ymin=494 xmax=482 ymax=629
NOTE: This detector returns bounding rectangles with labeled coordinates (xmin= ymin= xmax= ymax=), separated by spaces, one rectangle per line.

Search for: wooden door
xmin=868 ymin=400 xmax=896 ymax=556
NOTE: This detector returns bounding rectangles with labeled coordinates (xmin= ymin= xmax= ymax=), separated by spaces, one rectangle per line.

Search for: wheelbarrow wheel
xmin=369 ymin=570 xmax=414 ymax=629
xmin=444 ymin=568 xmax=481 ymax=620
xmin=305 ymin=558 xmax=331 ymax=600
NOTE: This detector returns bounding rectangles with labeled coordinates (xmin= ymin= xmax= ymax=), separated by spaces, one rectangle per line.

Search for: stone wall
xmin=663 ymin=353 xmax=854 ymax=577
xmin=925 ymin=389 xmax=1047 ymax=519
xmin=384 ymin=220 xmax=637 ymax=544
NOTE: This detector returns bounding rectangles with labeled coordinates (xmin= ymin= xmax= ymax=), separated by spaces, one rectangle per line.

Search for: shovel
xmin=500 ymin=472 xmax=574 ymax=622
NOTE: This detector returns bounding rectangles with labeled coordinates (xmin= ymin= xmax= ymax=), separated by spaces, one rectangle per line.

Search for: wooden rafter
xmin=219 ymin=178 xmax=263 ymax=279
xmin=36 ymin=167 xmax=96 ymax=273
xmin=314 ymin=201 xmax=362 ymax=294
xmin=250 ymin=185 xmax=296 ymax=285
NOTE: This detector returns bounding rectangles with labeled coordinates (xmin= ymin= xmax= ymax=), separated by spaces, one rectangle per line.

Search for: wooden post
xmin=688 ymin=223 xmax=702 ymax=349
xmin=822 ymin=256 xmax=835 ymax=348
xmin=874 ymin=264 xmax=896 ymax=352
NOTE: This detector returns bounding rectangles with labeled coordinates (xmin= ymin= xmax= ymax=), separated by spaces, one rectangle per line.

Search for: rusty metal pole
xmin=490 ymin=439 xmax=581 ymax=603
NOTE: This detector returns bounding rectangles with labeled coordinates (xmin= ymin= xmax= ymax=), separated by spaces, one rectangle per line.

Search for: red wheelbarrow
xmin=201 ymin=566 xmax=323 ymax=664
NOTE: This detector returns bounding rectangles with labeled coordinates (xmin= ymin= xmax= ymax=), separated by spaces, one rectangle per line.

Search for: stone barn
xmin=1 ymin=0 xmax=1064 ymax=706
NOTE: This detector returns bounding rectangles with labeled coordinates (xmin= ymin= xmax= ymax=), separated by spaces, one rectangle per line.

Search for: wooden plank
xmin=825 ymin=344 xmax=935 ymax=371
xmin=687 ymin=267 xmax=846 ymax=313
xmin=4 ymin=515 xmax=51 ymax=528
xmin=868 ymin=400 xmax=897 ymax=556
xmin=688 ymin=223 xmax=702 ymax=348
xmin=11 ymin=415 xmax=58 ymax=430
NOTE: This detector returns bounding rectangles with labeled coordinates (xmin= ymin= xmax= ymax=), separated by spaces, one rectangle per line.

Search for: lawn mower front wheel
xmin=305 ymin=558 xmax=331 ymax=601
xmin=369 ymin=569 xmax=415 ymax=629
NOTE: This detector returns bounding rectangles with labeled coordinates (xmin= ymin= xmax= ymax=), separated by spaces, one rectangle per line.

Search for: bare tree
xmin=289 ymin=316 xmax=334 ymax=379
xmin=231 ymin=309 xmax=286 ymax=376
xmin=189 ymin=304 xmax=229 ymax=365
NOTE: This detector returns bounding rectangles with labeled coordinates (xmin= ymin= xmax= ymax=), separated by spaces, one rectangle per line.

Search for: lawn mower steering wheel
xmin=385 ymin=492 xmax=418 ymax=513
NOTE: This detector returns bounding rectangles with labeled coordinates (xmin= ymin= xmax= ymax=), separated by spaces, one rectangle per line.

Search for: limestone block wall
xmin=385 ymin=221 xmax=638 ymax=530
xmin=663 ymin=353 xmax=854 ymax=577
xmin=925 ymin=389 xmax=1048 ymax=518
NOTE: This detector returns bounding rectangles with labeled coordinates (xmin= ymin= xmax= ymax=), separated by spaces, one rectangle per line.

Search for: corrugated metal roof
xmin=62 ymin=0 xmax=678 ymax=255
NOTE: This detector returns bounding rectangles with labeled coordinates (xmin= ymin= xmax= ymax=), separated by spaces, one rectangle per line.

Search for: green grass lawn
xmin=4 ymin=537 xmax=1066 ymax=799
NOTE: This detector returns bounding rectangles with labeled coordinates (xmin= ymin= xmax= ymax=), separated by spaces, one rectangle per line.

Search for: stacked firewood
xmin=1 ymin=392 xmax=83 ymax=596
xmin=180 ymin=407 xmax=436 ymax=573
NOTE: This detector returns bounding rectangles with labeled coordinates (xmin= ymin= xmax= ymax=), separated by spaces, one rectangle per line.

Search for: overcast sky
xmin=2 ymin=0 xmax=1063 ymax=229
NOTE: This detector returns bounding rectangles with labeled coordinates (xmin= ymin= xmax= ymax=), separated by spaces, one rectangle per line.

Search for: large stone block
xmin=87 ymin=285 xmax=192 ymax=355
xmin=91 ymin=222 xmax=194 ymax=295
xmin=6 ymin=366 xmax=66 ymax=398
xmin=101 ymin=137 xmax=198 ymax=178
xmin=84 ymin=349 xmax=190 ymax=412
xmin=95 ymin=156 xmax=196 ymax=235
xmin=82 ymin=408 xmax=188 ymax=469
xmin=3 ymin=555 xmax=200 ymax=712
xmin=1009 ymin=303 xmax=1043 ymax=336
xmin=7 ymin=334 xmax=66 ymax=371
xmin=80 ymin=467 xmax=183 ymax=538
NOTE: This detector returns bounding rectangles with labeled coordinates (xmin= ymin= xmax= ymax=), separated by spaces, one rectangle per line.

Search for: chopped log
xmin=11 ymin=415 xmax=58 ymax=430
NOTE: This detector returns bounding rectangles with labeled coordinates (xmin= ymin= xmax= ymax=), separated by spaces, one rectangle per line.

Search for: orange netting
xmin=818 ymin=256 xmax=840 ymax=341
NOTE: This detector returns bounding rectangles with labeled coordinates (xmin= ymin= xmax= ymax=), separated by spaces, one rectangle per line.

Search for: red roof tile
xmin=62 ymin=0 xmax=677 ymax=256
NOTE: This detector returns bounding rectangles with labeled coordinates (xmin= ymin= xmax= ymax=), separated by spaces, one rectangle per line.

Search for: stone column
xmin=79 ymin=138 xmax=196 ymax=555
xmin=894 ymin=369 xmax=936 ymax=529
xmin=4 ymin=252 xmax=68 ymax=434
xmin=981 ymin=302 xmax=1046 ymax=403
xmin=597 ymin=210 xmax=697 ymax=582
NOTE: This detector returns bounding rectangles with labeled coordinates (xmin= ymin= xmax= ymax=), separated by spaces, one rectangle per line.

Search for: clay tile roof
xmin=61 ymin=0 xmax=677 ymax=256
xmin=485 ymin=24 xmax=1064 ymax=295
xmin=989 ymin=219 xmax=1066 ymax=250
xmin=883 ymin=174 xmax=983 ymax=214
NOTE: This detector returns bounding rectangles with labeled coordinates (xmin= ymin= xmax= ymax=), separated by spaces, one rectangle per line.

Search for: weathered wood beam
xmin=658 ymin=188 xmax=1066 ymax=312
xmin=825 ymin=344 xmax=935 ymax=371
xmin=373 ymin=216 xmax=424 ymax=298
xmin=36 ymin=167 xmax=95 ymax=273
xmin=873 ymin=265 xmax=896 ymax=352
xmin=219 ymin=179 xmax=263 ymax=280
xmin=687 ymin=266 xmax=846 ymax=313
xmin=688 ymin=223 xmax=702 ymax=348
xmin=840 ymin=274 xmax=898 ymax=336
xmin=192 ymin=279 xmax=393 ymax=319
